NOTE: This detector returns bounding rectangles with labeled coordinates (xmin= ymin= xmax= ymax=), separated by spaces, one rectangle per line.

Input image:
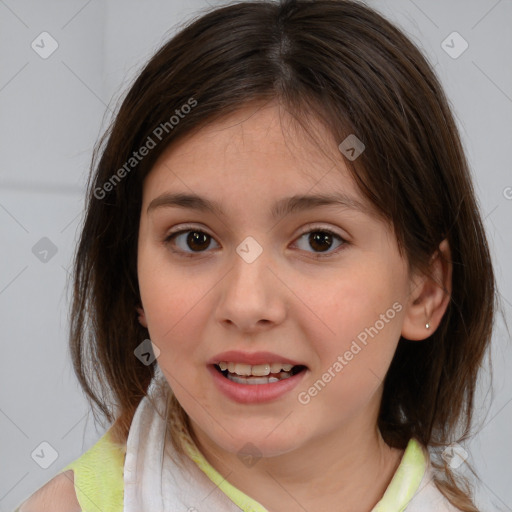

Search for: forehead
xmin=164 ymin=101 xmax=335 ymax=158
xmin=143 ymin=102 xmax=371 ymax=214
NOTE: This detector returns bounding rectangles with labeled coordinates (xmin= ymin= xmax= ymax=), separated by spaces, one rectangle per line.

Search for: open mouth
xmin=214 ymin=363 xmax=308 ymax=385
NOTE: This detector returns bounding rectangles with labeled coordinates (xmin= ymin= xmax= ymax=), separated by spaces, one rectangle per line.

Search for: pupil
xmin=309 ymin=232 xmax=332 ymax=252
xmin=188 ymin=231 xmax=210 ymax=251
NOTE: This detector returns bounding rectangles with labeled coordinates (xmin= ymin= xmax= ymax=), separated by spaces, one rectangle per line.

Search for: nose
xmin=214 ymin=245 xmax=287 ymax=334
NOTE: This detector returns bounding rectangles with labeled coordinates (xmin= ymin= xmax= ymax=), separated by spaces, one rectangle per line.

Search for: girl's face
xmin=137 ymin=102 xmax=415 ymax=458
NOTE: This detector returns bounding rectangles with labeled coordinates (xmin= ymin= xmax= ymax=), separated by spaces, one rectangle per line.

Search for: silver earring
xmin=425 ymin=322 xmax=430 ymax=329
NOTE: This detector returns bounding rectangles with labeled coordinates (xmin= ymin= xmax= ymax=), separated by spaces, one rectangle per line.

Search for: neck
xmin=190 ymin=409 xmax=405 ymax=512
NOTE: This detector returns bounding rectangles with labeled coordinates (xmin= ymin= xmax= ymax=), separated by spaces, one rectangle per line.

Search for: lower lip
xmin=207 ymin=364 xmax=308 ymax=404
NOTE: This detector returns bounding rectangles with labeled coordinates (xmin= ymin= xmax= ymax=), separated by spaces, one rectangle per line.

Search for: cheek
xmin=317 ymin=265 xmax=404 ymax=334
xmin=137 ymin=249 xmax=217 ymax=365
xmin=138 ymin=241 xmax=190 ymax=325
xmin=139 ymin=279 xmax=202 ymax=344
xmin=310 ymin=265 xmax=406 ymax=380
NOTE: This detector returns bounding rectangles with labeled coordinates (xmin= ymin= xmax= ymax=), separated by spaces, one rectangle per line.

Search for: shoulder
xmin=17 ymin=470 xmax=80 ymax=512
xmin=17 ymin=427 xmax=126 ymax=512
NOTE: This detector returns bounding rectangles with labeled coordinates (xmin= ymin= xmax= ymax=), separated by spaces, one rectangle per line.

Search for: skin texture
xmin=137 ymin=101 xmax=452 ymax=512
xmin=18 ymin=470 xmax=80 ymax=512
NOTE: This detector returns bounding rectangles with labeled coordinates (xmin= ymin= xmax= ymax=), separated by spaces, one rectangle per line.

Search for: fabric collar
xmin=179 ymin=428 xmax=427 ymax=512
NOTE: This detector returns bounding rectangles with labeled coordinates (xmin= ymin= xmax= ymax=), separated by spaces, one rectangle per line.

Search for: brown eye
xmin=164 ymin=229 xmax=219 ymax=255
xmin=309 ymin=232 xmax=334 ymax=252
xmin=184 ymin=231 xmax=211 ymax=251
xmin=294 ymin=228 xmax=345 ymax=257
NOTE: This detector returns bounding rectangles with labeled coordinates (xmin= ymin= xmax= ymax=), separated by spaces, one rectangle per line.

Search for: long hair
xmin=69 ymin=1 xmax=496 ymax=509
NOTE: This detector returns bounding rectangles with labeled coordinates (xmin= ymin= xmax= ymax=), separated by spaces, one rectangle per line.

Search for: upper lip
xmin=208 ymin=350 xmax=306 ymax=367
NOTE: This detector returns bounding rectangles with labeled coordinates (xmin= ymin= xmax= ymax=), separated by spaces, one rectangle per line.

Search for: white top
xmin=123 ymin=368 xmax=460 ymax=512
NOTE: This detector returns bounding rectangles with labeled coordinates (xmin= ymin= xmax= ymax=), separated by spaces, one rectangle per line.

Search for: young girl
xmin=16 ymin=0 xmax=496 ymax=510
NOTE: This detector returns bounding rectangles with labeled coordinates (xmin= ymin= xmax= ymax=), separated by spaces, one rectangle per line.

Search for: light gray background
xmin=1 ymin=1 xmax=511 ymax=510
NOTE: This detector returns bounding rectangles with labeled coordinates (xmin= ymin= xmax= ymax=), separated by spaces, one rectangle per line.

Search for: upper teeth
xmin=218 ymin=362 xmax=295 ymax=376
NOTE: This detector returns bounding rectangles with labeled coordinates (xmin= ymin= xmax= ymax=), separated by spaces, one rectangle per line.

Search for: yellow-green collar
xmin=180 ymin=435 xmax=427 ymax=512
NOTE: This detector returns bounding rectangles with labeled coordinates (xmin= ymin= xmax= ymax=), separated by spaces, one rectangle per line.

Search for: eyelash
xmin=163 ymin=224 xmax=348 ymax=259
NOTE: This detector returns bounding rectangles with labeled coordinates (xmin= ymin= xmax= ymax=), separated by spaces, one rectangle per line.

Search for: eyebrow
xmin=147 ymin=191 xmax=371 ymax=218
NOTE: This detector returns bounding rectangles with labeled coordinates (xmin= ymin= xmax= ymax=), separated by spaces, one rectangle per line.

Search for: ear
xmin=136 ymin=306 xmax=148 ymax=328
xmin=401 ymin=239 xmax=452 ymax=340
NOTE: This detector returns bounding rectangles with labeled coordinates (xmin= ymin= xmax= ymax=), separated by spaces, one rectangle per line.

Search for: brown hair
xmin=70 ymin=1 xmax=496 ymax=510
